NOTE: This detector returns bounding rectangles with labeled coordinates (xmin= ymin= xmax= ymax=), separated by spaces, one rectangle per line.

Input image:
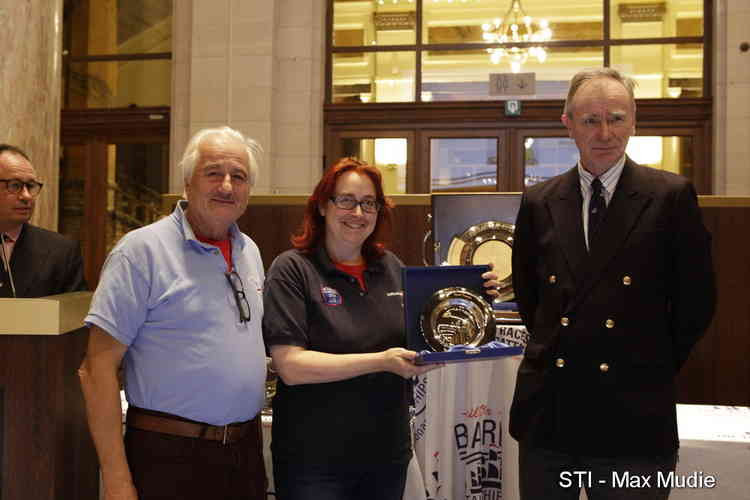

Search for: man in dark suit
xmin=506 ymin=69 xmax=716 ymax=499
xmin=0 ymin=144 xmax=86 ymax=297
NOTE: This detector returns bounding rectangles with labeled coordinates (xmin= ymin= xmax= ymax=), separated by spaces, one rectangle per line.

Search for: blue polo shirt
xmin=85 ymin=201 xmax=266 ymax=425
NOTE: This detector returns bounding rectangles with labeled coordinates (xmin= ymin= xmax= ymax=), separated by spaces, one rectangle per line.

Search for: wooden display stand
xmin=0 ymin=292 xmax=98 ymax=500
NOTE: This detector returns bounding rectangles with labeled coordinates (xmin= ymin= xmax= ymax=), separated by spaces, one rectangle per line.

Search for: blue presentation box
xmin=402 ymin=265 xmax=524 ymax=365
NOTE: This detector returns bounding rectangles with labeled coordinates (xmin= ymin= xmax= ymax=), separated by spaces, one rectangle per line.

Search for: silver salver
xmin=420 ymin=286 xmax=496 ymax=352
xmin=445 ymin=220 xmax=515 ymax=302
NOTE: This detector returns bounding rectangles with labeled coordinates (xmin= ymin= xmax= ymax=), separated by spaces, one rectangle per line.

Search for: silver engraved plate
xmin=420 ymin=287 xmax=496 ymax=352
xmin=446 ymin=221 xmax=515 ymax=302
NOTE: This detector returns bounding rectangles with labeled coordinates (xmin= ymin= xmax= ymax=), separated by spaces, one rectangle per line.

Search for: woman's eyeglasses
xmin=225 ymin=271 xmax=251 ymax=323
xmin=329 ymin=195 xmax=381 ymax=214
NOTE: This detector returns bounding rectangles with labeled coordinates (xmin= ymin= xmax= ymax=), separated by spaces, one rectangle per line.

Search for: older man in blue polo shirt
xmin=79 ymin=126 xmax=267 ymax=500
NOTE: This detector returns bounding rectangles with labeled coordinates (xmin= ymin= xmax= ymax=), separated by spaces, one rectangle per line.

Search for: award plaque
xmin=420 ymin=287 xmax=495 ymax=351
xmin=445 ymin=220 xmax=515 ymax=302
xmin=403 ymin=265 xmax=523 ymax=364
xmin=431 ymin=194 xmax=521 ymax=303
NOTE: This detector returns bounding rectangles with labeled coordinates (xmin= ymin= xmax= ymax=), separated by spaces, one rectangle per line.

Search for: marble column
xmin=169 ymin=0 xmax=326 ymax=195
xmin=0 ymin=0 xmax=63 ymax=229
xmin=714 ymin=0 xmax=750 ymax=194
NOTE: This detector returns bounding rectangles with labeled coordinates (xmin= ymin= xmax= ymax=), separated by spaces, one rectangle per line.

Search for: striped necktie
xmin=588 ymin=177 xmax=606 ymax=250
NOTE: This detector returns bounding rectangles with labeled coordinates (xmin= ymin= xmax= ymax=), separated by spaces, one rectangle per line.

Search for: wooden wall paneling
xmin=0 ymin=387 xmax=3 ymax=498
xmin=83 ymin=141 xmax=109 ymax=288
xmin=390 ymin=204 xmax=431 ymax=267
xmin=61 ymin=108 xmax=170 ymax=145
xmin=239 ymin=204 xmax=305 ymax=271
xmin=416 ymin=130 xmax=431 ymax=193
xmin=273 ymin=205 xmax=305 ymax=265
xmin=324 ymin=100 xmax=712 ymax=128
xmin=0 ymin=331 xmax=98 ymax=499
xmin=701 ymin=121 xmax=712 ymax=193
xmin=708 ymin=206 xmax=750 ymax=404
xmin=676 ymin=207 xmax=719 ymax=404
xmin=676 ymin=205 xmax=750 ymax=406
xmin=239 ymin=205 xmax=276 ymax=271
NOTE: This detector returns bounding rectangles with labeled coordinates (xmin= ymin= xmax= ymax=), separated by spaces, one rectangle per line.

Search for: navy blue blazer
xmin=509 ymin=158 xmax=716 ymax=457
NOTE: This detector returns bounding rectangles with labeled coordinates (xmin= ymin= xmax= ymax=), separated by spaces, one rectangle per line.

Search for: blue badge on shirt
xmin=320 ymin=286 xmax=343 ymax=306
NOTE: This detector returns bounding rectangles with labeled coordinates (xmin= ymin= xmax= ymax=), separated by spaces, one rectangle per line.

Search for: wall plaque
xmin=618 ymin=3 xmax=666 ymax=22
xmin=374 ymin=12 xmax=416 ymax=31
xmin=489 ymin=73 xmax=536 ymax=96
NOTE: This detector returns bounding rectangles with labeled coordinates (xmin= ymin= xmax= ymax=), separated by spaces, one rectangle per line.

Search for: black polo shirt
xmin=263 ymin=246 xmax=411 ymax=465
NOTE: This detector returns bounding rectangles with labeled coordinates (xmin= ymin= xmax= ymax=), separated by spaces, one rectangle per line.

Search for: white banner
xmin=411 ymin=325 xmax=528 ymax=500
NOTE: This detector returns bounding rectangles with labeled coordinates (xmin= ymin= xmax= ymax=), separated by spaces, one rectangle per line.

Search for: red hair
xmin=292 ymin=157 xmax=394 ymax=261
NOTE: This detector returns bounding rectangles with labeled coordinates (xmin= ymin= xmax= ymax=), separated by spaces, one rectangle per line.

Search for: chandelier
xmin=481 ymin=0 xmax=552 ymax=73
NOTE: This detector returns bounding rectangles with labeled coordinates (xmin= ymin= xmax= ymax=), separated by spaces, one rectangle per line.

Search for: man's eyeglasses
xmin=225 ymin=270 xmax=251 ymax=323
xmin=330 ymin=195 xmax=381 ymax=214
xmin=0 ymin=179 xmax=44 ymax=197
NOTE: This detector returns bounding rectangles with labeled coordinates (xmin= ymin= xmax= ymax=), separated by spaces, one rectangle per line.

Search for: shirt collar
xmin=2 ymin=224 xmax=23 ymax=243
xmin=314 ymin=244 xmax=383 ymax=275
xmin=577 ymin=155 xmax=626 ymax=196
xmin=173 ymin=200 xmax=245 ymax=251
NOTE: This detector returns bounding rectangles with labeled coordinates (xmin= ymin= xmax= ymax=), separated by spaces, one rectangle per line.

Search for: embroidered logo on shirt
xmin=320 ymin=286 xmax=343 ymax=306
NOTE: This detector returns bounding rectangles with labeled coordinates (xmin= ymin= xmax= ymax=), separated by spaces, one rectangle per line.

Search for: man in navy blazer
xmin=507 ymin=69 xmax=716 ymax=499
xmin=0 ymin=144 xmax=86 ymax=298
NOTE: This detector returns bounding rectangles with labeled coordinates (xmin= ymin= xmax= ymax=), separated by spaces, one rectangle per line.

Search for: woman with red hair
xmin=262 ymin=158 xmax=436 ymax=500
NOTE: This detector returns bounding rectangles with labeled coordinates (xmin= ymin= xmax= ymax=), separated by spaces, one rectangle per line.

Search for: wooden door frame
xmin=327 ymin=129 xmax=417 ymax=192
xmin=61 ymin=107 xmax=170 ymax=286
xmin=417 ymin=128 xmax=512 ymax=193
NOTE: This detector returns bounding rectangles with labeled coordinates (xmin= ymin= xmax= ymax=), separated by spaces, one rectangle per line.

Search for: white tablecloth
xmin=670 ymin=404 xmax=750 ymax=499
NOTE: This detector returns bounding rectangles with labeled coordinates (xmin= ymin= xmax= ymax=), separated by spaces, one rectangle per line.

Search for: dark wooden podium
xmin=0 ymin=292 xmax=98 ymax=500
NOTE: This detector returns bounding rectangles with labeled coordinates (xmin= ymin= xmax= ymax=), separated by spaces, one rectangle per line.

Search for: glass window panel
xmin=626 ymin=136 xmax=694 ymax=177
xmin=68 ymin=0 xmax=172 ymax=56
xmin=610 ymin=0 xmax=703 ymax=39
xmin=524 ymin=137 xmax=578 ymax=187
xmin=523 ymin=135 xmax=695 ymax=187
xmin=611 ymin=44 xmax=703 ymax=98
xmin=421 ymin=47 xmax=603 ymax=101
xmin=423 ymin=0 xmax=602 ymax=44
xmin=67 ymin=60 xmax=171 ymax=108
xmin=341 ymin=138 xmax=408 ymax=194
xmin=430 ymin=138 xmax=498 ymax=192
xmin=333 ymin=52 xmax=416 ymax=103
xmin=59 ymin=142 xmax=167 ymax=252
xmin=333 ymin=0 xmax=416 ymax=47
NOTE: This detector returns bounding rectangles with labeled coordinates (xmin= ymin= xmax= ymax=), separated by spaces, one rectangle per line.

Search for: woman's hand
xmin=269 ymin=345 xmax=442 ymax=385
xmin=382 ymin=348 xmax=442 ymax=378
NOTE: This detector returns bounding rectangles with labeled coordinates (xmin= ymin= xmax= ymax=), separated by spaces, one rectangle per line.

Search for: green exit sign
xmin=505 ymin=100 xmax=522 ymax=116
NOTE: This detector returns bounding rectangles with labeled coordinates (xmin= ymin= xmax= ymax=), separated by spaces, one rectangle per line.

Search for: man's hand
xmin=481 ymin=261 xmax=501 ymax=298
